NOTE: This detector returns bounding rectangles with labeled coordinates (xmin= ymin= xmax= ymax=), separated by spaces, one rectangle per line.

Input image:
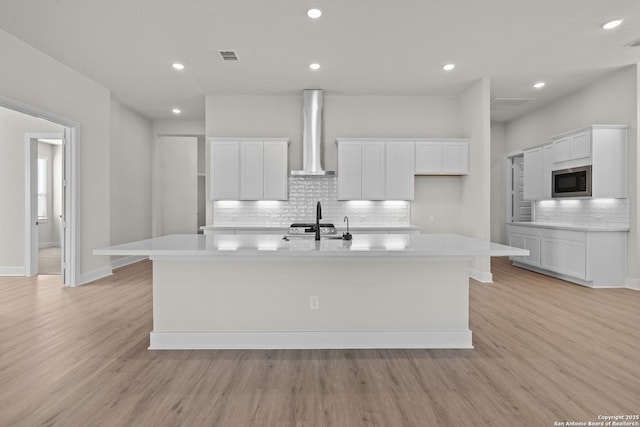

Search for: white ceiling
xmin=1 ymin=0 xmax=639 ymax=122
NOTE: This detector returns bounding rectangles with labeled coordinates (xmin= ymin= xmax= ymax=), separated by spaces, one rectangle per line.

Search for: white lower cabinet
xmin=507 ymin=224 xmax=626 ymax=287
xmin=541 ymin=237 xmax=586 ymax=279
xmin=509 ymin=233 xmax=541 ymax=267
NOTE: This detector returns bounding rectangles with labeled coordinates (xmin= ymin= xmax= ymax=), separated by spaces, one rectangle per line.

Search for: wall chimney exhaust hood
xmin=291 ymin=89 xmax=335 ymax=176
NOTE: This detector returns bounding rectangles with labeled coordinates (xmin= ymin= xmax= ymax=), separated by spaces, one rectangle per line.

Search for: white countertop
xmin=95 ymin=233 xmax=528 ymax=259
xmin=509 ymin=222 xmax=629 ymax=232
xmin=201 ymin=224 xmax=421 ymax=231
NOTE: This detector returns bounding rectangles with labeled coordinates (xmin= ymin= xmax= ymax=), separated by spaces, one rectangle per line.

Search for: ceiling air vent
xmin=218 ymin=50 xmax=239 ymax=61
xmin=490 ymin=98 xmax=535 ymax=108
xmin=624 ymin=37 xmax=640 ymax=48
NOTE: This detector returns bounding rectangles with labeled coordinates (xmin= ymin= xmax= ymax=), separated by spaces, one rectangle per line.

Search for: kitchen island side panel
xmin=151 ymin=258 xmax=472 ymax=349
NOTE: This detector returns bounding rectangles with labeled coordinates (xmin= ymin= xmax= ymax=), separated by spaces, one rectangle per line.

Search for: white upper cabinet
xmin=239 ymin=141 xmax=264 ymax=200
xmin=385 ymin=141 xmax=415 ymax=200
xmin=263 ymin=141 xmax=288 ymax=200
xmin=210 ymin=140 xmax=240 ymax=200
xmin=541 ymin=144 xmax=554 ymax=199
xmin=523 ymin=143 xmax=553 ymax=200
xmin=523 ymin=147 xmax=542 ymax=201
xmin=550 ymin=125 xmax=627 ymax=198
xmin=415 ymin=139 xmax=469 ymax=175
xmin=361 ymin=141 xmax=385 ymax=200
xmin=209 ymin=138 xmax=288 ymax=200
xmin=336 ymin=139 xmax=415 ymax=200
xmin=553 ymin=131 xmax=591 ymax=164
xmin=337 ymin=140 xmax=363 ymax=200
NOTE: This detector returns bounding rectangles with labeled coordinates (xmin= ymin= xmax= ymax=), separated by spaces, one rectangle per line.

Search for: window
xmin=37 ymin=157 xmax=47 ymax=220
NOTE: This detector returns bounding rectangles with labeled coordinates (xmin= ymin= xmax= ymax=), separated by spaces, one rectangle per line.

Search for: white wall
xmin=0 ymin=106 xmax=63 ymax=271
xmin=460 ymin=79 xmax=492 ymax=278
xmin=0 ymin=29 xmax=111 ymax=282
xmin=151 ymin=120 xmax=205 ymax=235
xmin=503 ymin=65 xmax=639 ymax=283
xmin=110 ymin=99 xmax=153 ymax=262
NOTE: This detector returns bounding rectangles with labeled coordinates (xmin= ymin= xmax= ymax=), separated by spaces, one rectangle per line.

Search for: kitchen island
xmin=95 ymin=234 xmax=527 ymax=350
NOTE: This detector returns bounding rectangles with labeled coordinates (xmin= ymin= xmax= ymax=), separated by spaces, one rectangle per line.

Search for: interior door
xmin=159 ymin=136 xmax=198 ymax=235
xmin=60 ymin=130 xmax=68 ymax=282
xmin=27 ymin=138 xmax=39 ymax=275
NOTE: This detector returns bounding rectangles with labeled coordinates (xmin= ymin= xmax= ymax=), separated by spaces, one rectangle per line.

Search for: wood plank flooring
xmin=0 ymin=258 xmax=638 ymax=426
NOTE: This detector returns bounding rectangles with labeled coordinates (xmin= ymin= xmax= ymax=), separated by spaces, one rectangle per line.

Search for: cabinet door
xmin=239 ymin=141 xmax=264 ymax=200
xmin=541 ymin=238 xmax=562 ymax=272
xmin=508 ymin=232 xmax=540 ymax=266
xmin=523 ymin=147 xmax=542 ymax=200
xmin=553 ymin=137 xmax=571 ymax=163
xmin=561 ymin=240 xmax=586 ymax=279
xmin=210 ymin=140 xmax=239 ymax=200
xmin=541 ymin=144 xmax=553 ymax=199
xmin=337 ymin=141 xmax=362 ymax=200
xmin=570 ymin=132 xmax=591 ymax=160
xmin=523 ymin=236 xmax=541 ymax=267
xmin=385 ymin=141 xmax=414 ymax=200
xmin=263 ymin=141 xmax=288 ymax=200
xmin=361 ymin=141 xmax=385 ymax=200
xmin=443 ymin=141 xmax=469 ymax=175
xmin=415 ymin=141 xmax=444 ymax=174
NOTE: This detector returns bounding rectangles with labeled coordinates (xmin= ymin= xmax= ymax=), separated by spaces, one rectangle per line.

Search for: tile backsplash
xmin=534 ymin=199 xmax=629 ymax=226
xmin=213 ymin=177 xmax=410 ymax=227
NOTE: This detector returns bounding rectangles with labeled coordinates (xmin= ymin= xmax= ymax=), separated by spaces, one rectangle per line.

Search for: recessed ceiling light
xmin=533 ymin=82 xmax=545 ymax=89
xmin=309 ymin=63 xmax=320 ymax=70
xmin=602 ymin=19 xmax=623 ymax=30
xmin=443 ymin=64 xmax=455 ymax=71
xmin=172 ymin=108 xmax=181 ymax=114
xmin=172 ymin=63 xmax=185 ymax=70
xmin=307 ymin=8 xmax=322 ymax=19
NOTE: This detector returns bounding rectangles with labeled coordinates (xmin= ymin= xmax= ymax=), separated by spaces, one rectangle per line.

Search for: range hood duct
xmin=291 ymin=89 xmax=335 ymax=176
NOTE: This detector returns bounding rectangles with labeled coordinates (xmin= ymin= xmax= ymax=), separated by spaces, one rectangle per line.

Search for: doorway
xmin=32 ymin=135 xmax=64 ymax=275
xmin=506 ymin=153 xmax=532 ymax=223
xmin=0 ymin=96 xmax=79 ymax=286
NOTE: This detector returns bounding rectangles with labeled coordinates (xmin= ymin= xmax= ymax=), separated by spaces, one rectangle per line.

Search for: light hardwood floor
xmin=0 ymin=258 xmax=638 ymax=426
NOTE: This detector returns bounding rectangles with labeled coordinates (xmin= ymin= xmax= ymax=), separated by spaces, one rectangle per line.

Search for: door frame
xmin=25 ymin=132 xmax=65 ymax=278
xmin=1 ymin=95 xmax=79 ymax=287
xmin=505 ymin=150 xmax=532 ymax=225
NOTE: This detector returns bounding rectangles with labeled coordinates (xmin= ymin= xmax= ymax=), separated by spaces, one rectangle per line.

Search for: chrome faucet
xmin=315 ymin=201 xmax=322 ymax=241
xmin=343 ymin=216 xmax=352 ymax=240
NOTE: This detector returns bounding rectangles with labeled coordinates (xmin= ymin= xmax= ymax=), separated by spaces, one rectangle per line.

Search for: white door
xmin=159 ymin=136 xmax=198 ymax=235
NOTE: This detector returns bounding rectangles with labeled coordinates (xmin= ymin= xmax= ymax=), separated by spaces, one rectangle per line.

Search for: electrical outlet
xmin=429 ymin=215 xmax=435 ymax=224
xmin=309 ymin=296 xmax=319 ymax=310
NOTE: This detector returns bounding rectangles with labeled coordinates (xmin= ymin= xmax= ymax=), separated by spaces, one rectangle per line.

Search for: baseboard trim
xmin=0 ymin=266 xmax=25 ymax=276
xmin=626 ymin=278 xmax=640 ymax=291
xmin=111 ymin=255 xmax=148 ymax=270
xmin=469 ymin=268 xmax=493 ymax=283
xmin=511 ymin=261 xmax=625 ymax=288
xmin=77 ymin=265 xmax=112 ymax=286
xmin=149 ymin=329 xmax=474 ymax=350
xmin=38 ymin=242 xmax=61 ymax=249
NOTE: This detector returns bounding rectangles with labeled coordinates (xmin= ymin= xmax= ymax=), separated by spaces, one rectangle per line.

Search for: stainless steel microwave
xmin=552 ymin=166 xmax=592 ymax=198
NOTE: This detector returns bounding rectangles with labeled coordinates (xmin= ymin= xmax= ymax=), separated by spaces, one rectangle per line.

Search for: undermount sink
xmin=283 ymin=234 xmax=347 ymax=240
